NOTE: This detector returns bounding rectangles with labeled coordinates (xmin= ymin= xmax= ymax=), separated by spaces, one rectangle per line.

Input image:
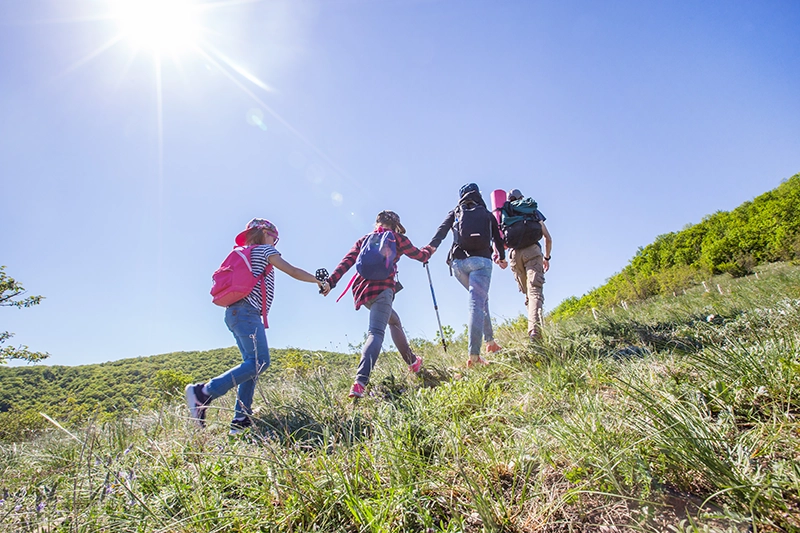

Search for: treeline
xmin=0 ymin=347 xmax=350 ymax=442
xmin=551 ymin=173 xmax=800 ymax=320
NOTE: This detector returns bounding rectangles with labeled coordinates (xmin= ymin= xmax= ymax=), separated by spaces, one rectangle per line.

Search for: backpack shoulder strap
xmin=336 ymin=273 xmax=358 ymax=303
xmin=254 ymin=246 xmax=274 ymax=329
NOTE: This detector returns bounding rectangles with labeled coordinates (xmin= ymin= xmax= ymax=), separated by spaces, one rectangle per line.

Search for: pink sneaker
xmin=467 ymin=357 xmax=489 ymax=368
xmin=485 ymin=340 xmax=502 ymax=353
xmin=408 ymin=356 xmax=423 ymax=374
xmin=349 ymin=382 xmax=366 ymax=398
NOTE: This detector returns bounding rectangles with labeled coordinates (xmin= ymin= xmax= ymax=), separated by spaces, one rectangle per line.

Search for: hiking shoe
xmin=185 ymin=383 xmax=212 ymax=428
xmin=485 ymin=340 xmax=502 ymax=353
xmin=467 ymin=357 xmax=489 ymax=368
xmin=408 ymin=355 xmax=423 ymax=374
xmin=349 ymin=382 xmax=366 ymax=398
xmin=229 ymin=417 xmax=253 ymax=436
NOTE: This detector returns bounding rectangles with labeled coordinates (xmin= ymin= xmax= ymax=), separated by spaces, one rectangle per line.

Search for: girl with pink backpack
xmin=186 ymin=218 xmax=330 ymax=435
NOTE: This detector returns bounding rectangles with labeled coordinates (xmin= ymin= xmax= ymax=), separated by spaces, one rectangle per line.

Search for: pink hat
xmin=235 ymin=218 xmax=279 ymax=246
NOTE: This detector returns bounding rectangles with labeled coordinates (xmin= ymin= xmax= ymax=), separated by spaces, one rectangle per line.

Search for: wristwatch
xmin=544 ymin=256 xmax=551 ymax=260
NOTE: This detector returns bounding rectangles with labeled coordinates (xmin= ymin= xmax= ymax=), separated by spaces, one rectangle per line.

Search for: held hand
xmin=319 ymin=280 xmax=331 ymax=296
xmin=315 ymin=268 xmax=331 ymax=296
xmin=498 ymin=259 xmax=508 ymax=270
xmin=421 ymin=245 xmax=436 ymax=265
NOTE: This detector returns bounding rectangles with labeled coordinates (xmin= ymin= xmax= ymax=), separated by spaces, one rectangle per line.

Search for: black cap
xmin=459 ymin=183 xmax=479 ymax=197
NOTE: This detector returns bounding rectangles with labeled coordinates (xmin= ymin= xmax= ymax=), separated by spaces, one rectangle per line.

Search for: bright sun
xmin=115 ymin=0 xmax=201 ymax=54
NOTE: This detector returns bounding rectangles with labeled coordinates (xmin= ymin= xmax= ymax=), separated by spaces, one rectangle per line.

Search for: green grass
xmin=2 ymin=263 xmax=800 ymax=531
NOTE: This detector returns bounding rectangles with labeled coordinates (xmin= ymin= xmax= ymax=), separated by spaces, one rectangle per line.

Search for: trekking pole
xmin=424 ymin=262 xmax=447 ymax=352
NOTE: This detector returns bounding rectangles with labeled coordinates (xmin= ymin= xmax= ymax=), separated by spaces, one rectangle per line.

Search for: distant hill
xmin=551 ymin=173 xmax=800 ymax=319
xmin=0 ymin=346 xmax=351 ymax=439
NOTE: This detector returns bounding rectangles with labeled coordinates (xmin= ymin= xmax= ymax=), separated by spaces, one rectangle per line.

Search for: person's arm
xmin=427 ymin=210 xmax=456 ymax=251
xmin=395 ymin=233 xmax=432 ymax=263
xmin=489 ymin=215 xmax=506 ymax=262
xmin=540 ymin=221 xmax=552 ymax=273
xmin=268 ymin=254 xmax=329 ymax=293
xmin=326 ymin=237 xmax=363 ymax=289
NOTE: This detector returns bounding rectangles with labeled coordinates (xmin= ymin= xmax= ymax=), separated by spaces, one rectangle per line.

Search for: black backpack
xmin=453 ymin=202 xmax=492 ymax=252
xmin=501 ymin=198 xmax=543 ymax=249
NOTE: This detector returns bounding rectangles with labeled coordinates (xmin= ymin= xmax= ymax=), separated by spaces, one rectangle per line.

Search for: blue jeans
xmin=207 ymin=300 xmax=270 ymax=420
xmin=452 ymin=256 xmax=494 ymax=356
xmin=356 ymin=288 xmax=395 ymax=386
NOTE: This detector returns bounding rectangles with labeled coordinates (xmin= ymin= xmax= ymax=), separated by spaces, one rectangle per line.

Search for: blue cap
xmin=459 ymin=183 xmax=479 ymax=197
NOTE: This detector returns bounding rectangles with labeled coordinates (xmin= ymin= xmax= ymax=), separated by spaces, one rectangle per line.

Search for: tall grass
xmin=2 ymin=264 xmax=800 ymax=531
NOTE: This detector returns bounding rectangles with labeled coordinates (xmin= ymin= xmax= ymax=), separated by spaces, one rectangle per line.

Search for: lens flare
xmin=246 ymin=108 xmax=267 ymax=130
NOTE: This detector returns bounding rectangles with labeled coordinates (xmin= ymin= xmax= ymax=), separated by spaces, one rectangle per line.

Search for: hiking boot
xmin=467 ymin=356 xmax=489 ymax=368
xmin=485 ymin=340 xmax=502 ymax=353
xmin=349 ymin=382 xmax=366 ymax=398
xmin=229 ymin=416 xmax=253 ymax=436
xmin=408 ymin=355 xmax=423 ymax=374
xmin=185 ymin=383 xmax=212 ymax=428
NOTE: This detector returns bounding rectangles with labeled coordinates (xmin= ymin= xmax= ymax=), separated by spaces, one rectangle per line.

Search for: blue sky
xmin=2 ymin=0 xmax=799 ymax=367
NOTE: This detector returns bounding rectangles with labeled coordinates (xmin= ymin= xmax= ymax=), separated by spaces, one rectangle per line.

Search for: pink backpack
xmin=210 ymin=246 xmax=274 ymax=328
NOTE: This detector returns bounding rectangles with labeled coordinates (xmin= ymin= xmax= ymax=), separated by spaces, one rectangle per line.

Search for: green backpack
xmin=501 ymin=198 xmax=543 ymax=249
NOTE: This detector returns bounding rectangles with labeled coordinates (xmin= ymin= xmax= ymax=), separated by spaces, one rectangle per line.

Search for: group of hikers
xmin=186 ymin=183 xmax=552 ymax=435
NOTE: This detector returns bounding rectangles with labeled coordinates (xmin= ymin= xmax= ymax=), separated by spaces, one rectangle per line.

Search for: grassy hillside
xmin=552 ymin=173 xmax=800 ymax=320
xmin=0 ymin=347 xmax=353 ymax=442
xmin=2 ymin=263 xmax=799 ymax=531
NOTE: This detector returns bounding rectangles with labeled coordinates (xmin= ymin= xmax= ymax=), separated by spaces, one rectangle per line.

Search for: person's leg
xmin=356 ymin=288 xmax=394 ymax=386
xmin=468 ymin=258 xmax=492 ymax=354
xmin=510 ymin=246 xmax=534 ymax=332
xmin=207 ymin=302 xmax=270 ymax=416
xmin=482 ymin=272 xmax=494 ymax=343
xmin=388 ymin=310 xmax=417 ymax=366
xmin=233 ymin=328 xmax=270 ymax=420
xmin=451 ymin=258 xmax=471 ymax=292
xmin=453 ymin=257 xmax=491 ymax=357
xmin=509 ymin=248 xmax=528 ymax=302
xmin=477 ymin=259 xmax=502 ymax=352
xmin=452 ymin=259 xmax=478 ymax=356
xmin=521 ymin=245 xmax=546 ymax=338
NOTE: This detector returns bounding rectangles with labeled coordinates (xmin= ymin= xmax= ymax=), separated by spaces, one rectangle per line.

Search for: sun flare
xmin=114 ymin=0 xmax=201 ymax=53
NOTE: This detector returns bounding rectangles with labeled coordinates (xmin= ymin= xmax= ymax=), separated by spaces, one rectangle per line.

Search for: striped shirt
xmin=242 ymin=244 xmax=280 ymax=318
xmin=329 ymin=230 xmax=431 ymax=310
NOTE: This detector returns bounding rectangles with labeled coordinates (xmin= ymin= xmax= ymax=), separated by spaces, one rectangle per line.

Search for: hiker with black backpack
xmin=324 ymin=211 xmax=434 ymax=398
xmin=500 ymin=188 xmax=552 ymax=340
xmin=427 ymin=183 xmax=507 ymax=367
xmin=186 ymin=218 xmax=329 ymax=435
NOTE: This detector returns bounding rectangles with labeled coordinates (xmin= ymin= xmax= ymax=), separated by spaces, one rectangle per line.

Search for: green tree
xmin=551 ymin=173 xmax=800 ymax=319
xmin=0 ymin=266 xmax=48 ymax=364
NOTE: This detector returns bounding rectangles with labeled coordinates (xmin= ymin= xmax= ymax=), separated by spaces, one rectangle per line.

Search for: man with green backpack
xmin=500 ymin=189 xmax=552 ymax=340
